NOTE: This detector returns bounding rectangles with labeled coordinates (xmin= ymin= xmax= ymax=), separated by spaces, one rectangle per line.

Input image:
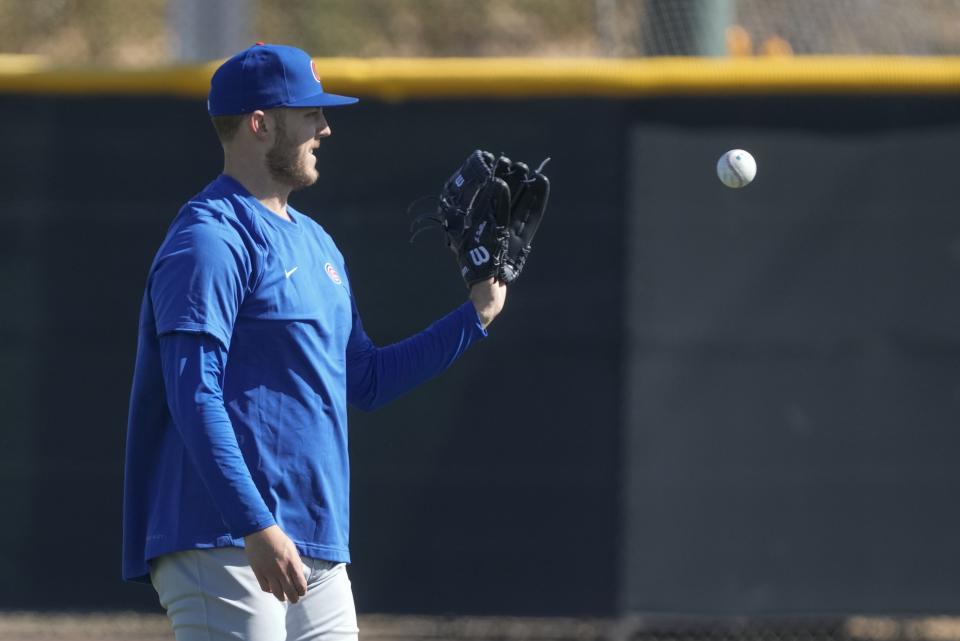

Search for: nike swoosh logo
xmin=284 ymin=266 xmax=299 ymax=279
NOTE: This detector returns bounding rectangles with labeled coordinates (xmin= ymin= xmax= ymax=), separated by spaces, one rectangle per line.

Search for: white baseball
xmin=717 ymin=149 xmax=757 ymax=188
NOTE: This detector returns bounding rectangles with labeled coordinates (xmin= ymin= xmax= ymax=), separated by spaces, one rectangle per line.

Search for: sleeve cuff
xmin=232 ymin=515 xmax=278 ymax=539
xmin=461 ymin=300 xmax=488 ymax=339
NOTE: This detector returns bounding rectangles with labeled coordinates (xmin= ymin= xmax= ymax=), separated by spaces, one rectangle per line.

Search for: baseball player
xmin=121 ymin=44 xmax=508 ymax=641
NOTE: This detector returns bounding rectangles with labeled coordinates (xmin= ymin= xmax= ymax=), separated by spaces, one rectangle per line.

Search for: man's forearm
xmin=469 ymin=278 xmax=507 ymax=329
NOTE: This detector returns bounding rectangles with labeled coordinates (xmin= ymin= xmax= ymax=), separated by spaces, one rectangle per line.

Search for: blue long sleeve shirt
xmin=122 ymin=175 xmax=486 ymax=582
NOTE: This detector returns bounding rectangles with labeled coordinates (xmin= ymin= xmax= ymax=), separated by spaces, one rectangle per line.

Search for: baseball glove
xmin=410 ymin=149 xmax=550 ymax=288
xmin=492 ymin=155 xmax=550 ymax=284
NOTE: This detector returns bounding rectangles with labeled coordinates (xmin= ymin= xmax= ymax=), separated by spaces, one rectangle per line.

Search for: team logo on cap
xmin=325 ymin=262 xmax=343 ymax=285
xmin=310 ymin=60 xmax=322 ymax=84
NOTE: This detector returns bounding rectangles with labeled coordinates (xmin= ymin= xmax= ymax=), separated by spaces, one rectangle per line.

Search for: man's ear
xmin=248 ymin=110 xmax=269 ymax=139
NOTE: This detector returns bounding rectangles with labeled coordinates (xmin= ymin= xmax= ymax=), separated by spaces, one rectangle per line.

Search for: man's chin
xmin=281 ymin=168 xmax=319 ymax=191
xmin=266 ymin=150 xmax=319 ymax=190
xmin=294 ymin=171 xmax=319 ymax=190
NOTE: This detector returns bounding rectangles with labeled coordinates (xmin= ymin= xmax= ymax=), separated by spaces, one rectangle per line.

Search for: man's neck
xmin=222 ymin=157 xmax=292 ymax=220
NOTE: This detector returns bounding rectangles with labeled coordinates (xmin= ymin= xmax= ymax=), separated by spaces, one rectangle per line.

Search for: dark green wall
xmin=1 ymin=93 xmax=958 ymax=616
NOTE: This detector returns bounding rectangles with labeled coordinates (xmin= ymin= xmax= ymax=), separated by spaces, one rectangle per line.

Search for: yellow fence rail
xmin=1 ymin=56 xmax=960 ymax=100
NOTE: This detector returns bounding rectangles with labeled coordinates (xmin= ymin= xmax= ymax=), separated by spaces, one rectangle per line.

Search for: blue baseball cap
xmin=208 ymin=43 xmax=358 ymax=116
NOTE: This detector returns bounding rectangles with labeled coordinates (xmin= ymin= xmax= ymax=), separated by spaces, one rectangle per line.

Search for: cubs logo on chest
xmin=325 ymin=262 xmax=343 ymax=285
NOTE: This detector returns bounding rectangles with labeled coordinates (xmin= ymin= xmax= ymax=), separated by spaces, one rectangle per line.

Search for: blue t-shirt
xmin=123 ymin=174 xmax=486 ymax=582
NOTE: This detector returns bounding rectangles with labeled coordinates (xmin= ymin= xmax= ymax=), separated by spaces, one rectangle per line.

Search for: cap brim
xmin=286 ymin=91 xmax=359 ymax=108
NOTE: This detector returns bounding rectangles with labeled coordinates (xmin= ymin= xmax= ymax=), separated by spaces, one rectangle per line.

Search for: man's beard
xmin=265 ymin=117 xmax=316 ymax=190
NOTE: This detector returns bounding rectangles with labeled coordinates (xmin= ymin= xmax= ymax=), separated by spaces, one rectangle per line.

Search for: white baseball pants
xmin=150 ymin=547 xmax=359 ymax=641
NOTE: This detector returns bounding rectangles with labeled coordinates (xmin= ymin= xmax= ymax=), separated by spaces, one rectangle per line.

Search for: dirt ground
xmin=0 ymin=612 xmax=612 ymax=641
xmin=4 ymin=613 xmax=960 ymax=641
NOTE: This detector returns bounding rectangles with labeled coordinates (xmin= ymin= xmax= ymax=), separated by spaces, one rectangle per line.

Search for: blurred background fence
xmin=2 ymin=0 xmax=960 ymax=65
xmin=4 ymin=2 xmax=960 ymax=641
